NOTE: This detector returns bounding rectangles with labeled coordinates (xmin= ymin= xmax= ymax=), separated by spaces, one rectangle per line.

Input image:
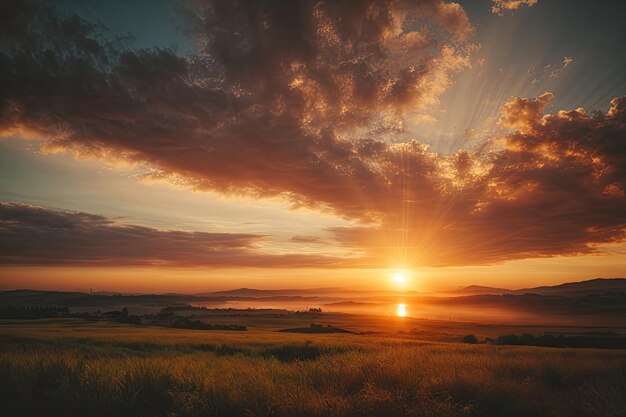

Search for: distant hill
xmin=3 ymin=278 xmax=624 ymax=313
xmin=195 ymin=287 xmax=418 ymax=298
xmin=513 ymin=278 xmax=626 ymax=296
xmin=449 ymin=278 xmax=626 ymax=297
xmin=1 ymin=278 xmax=625 ymax=326
xmin=0 ymin=289 xmax=88 ymax=306
xmin=451 ymin=285 xmax=512 ymax=295
xmin=195 ymin=287 xmax=344 ymax=297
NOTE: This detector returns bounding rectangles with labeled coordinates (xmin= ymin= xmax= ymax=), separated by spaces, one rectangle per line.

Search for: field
xmin=1 ymin=319 xmax=625 ymax=417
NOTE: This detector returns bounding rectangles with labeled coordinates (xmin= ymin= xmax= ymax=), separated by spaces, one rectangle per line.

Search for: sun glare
xmin=396 ymin=303 xmax=407 ymax=317
xmin=393 ymin=272 xmax=406 ymax=284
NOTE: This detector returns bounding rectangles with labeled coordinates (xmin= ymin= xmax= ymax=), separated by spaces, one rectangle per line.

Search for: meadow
xmin=1 ymin=319 xmax=625 ymax=417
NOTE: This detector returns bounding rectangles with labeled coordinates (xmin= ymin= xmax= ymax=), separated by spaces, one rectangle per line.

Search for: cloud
xmin=547 ymin=56 xmax=573 ymax=78
xmin=290 ymin=235 xmax=324 ymax=244
xmin=562 ymin=56 xmax=573 ymax=67
xmin=498 ymin=92 xmax=554 ymax=133
xmin=0 ymin=0 xmax=474 ymax=217
xmin=491 ymin=0 xmax=538 ymax=15
xmin=329 ymin=95 xmax=626 ymax=266
xmin=0 ymin=203 xmax=355 ymax=267
xmin=1 ymin=1 xmax=625 ymax=268
xmin=528 ymin=57 xmax=574 ymax=85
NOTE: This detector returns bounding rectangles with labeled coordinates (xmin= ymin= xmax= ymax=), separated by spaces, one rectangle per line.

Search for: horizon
xmin=3 ymin=276 xmax=625 ymax=296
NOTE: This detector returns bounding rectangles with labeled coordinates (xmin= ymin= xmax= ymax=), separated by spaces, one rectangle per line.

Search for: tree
xmin=462 ymin=334 xmax=479 ymax=344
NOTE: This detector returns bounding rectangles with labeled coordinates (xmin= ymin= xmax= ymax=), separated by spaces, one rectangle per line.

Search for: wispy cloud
xmin=0 ymin=203 xmax=356 ymax=267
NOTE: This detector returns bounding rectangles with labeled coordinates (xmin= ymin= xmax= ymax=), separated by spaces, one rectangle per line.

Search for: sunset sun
xmin=393 ymin=272 xmax=407 ymax=284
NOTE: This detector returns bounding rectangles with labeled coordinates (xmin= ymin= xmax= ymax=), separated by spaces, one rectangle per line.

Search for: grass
xmin=0 ymin=320 xmax=625 ymax=417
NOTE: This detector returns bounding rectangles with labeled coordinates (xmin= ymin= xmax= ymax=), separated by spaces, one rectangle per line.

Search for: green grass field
xmin=1 ymin=319 xmax=625 ymax=417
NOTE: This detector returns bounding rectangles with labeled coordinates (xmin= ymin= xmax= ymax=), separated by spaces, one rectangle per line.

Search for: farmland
xmin=1 ymin=319 xmax=625 ymax=417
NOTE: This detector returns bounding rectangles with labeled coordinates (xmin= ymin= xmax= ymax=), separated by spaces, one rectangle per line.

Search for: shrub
xmin=461 ymin=334 xmax=479 ymax=344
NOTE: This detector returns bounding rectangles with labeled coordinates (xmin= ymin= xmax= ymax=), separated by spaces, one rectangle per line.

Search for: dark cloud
xmin=1 ymin=1 xmax=625 ymax=268
xmin=0 ymin=0 xmax=473 ymax=222
xmin=0 ymin=203 xmax=354 ymax=267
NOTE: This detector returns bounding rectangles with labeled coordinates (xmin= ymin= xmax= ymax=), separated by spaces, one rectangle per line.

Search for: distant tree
xmin=122 ymin=307 xmax=129 ymax=316
xmin=496 ymin=334 xmax=521 ymax=345
xmin=172 ymin=318 xmax=246 ymax=331
xmin=119 ymin=315 xmax=141 ymax=325
xmin=462 ymin=334 xmax=479 ymax=344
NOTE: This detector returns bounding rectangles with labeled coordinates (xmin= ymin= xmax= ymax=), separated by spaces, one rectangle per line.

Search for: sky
xmin=1 ymin=0 xmax=625 ymax=293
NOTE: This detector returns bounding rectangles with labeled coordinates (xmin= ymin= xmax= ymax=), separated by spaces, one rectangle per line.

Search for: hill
xmin=513 ymin=278 xmax=626 ymax=296
xmin=451 ymin=285 xmax=512 ymax=295
xmin=448 ymin=278 xmax=626 ymax=297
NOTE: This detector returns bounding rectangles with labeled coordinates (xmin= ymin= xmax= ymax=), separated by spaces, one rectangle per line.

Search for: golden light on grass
xmin=396 ymin=303 xmax=407 ymax=317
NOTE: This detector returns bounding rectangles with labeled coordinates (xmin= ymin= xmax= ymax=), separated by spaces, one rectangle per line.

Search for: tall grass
xmin=1 ymin=332 xmax=625 ymax=417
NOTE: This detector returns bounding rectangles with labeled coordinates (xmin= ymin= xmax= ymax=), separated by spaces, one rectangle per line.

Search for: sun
xmin=393 ymin=272 xmax=406 ymax=284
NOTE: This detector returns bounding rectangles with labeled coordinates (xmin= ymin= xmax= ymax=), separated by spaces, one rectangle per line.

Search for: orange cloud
xmin=491 ymin=0 xmax=539 ymax=15
xmin=498 ymin=92 xmax=554 ymax=133
xmin=328 ymin=95 xmax=626 ymax=266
